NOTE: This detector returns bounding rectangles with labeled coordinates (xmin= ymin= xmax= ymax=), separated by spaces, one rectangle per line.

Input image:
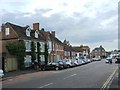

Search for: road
xmin=2 ymin=59 xmax=118 ymax=88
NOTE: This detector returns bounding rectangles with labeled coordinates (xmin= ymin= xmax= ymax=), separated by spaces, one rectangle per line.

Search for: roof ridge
xmin=6 ymin=22 xmax=27 ymax=28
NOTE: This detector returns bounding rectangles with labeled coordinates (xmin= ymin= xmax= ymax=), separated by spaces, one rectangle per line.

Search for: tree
xmin=63 ymin=39 xmax=71 ymax=46
xmin=31 ymin=41 xmax=36 ymax=63
xmin=37 ymin=42 xmax=41 ymax=65
xmin=44 ymin=43 xmax=48 ymax=65
xmin=6 ymin=41 xmax=17 ymax=55
xmin=6 ymin=40 xmax=26 ymax=69
xmin=16 ymin=40 xmax=26 ymax=69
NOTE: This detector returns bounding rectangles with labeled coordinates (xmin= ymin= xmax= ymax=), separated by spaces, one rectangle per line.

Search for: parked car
xmin=93 ymin=58 xmax=101 ymax=61
xmin=74 ymin=59 xmax=83 ymax=66
xmin=0 ymin=69 xmax=4 ymax=78
xmin=43 ymin=62 xmax=64 ymax=71
xmin=83 ymin=59 xmax=90 ymax=63
xmin=90 ymin=58 xmax=95 ymax=62
xmin=105 ymin=59 xmax=109 ymax=63
xmin=60 ymin=60 xmax=68 ymax=69
xmin=73 ymin=59 xmax=79 ymax=66
xmin=70 ymin=59 xmax=77 ymax=66
xmin=106 ymin=57 xmax=112 ymax=64
xmin=87 ymin=59 xmax=91 ymax=63
xmin=64 ymin=59 xmax=75 ymax=68
xmin=80 ymin=59 xmax=85 ymax=65
xmin=115 ymin=57 xmax=120 ymax=63
xmin=72 ymin=60 xmax=79 ymax=66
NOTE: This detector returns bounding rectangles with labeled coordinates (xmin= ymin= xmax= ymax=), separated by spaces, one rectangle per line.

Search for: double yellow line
xmin=100 ymin=68 xmax=118 ymax=90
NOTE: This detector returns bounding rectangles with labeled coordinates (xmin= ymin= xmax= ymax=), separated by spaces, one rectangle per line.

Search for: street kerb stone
xmin=0 ymin=78 xmax=2 ymax=90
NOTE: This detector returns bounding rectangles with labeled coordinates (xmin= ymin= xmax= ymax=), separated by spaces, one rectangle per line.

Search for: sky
xmin=0 ymin=0 xmax=119 ymax=51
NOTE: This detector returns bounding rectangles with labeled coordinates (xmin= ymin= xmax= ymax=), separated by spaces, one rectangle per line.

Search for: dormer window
xmin=35 ymin=30 xmax=38 ymax=38
xmin=26 ymin=27 xmax=31 ymax=37
xmin=5 ymin=28 xmax=10 ymax=35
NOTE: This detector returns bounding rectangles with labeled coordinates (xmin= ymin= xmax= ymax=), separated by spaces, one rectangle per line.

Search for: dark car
xmin=41 ymin=61 xmax=64 ymax=71
xmin=115 ymin=57 xmax=120 ymax=63
xmin=106 ymin=57 xmax=112 ymax=64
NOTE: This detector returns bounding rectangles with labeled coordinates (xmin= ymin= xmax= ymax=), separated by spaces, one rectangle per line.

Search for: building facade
xmin=73 ymin=45 xmax=90 ymax=59
xmin=63 ymin=45 xmax=76 ymax=59
xmin=0 ymin=22 xmax=46 ymax=72
xmin=40 ymin=29 xmax=64 ymax=62
xmin=91 ymin=45 xmax=106 ymax=58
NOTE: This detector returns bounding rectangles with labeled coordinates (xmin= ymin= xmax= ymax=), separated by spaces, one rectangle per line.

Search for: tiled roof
xmin=6 ymin=22 xmax=29 ymax=39
xmin=40 ymin=29 xmax=63 ymax=45
xmin=72 ymin=45 xmax=90 ymax=52
xmin=92 ymin=45 xmax=105 ymax=51
xmin=72 ymin=47 xmax=82 ymax=52
xmin=49 ymin=32 xmax=63 ymax=45
xmin=31 ymin=30 xmax=46 ymax=41
xmin=5 ymin=22 xmax=46 ymax=41
xmin=64 ymin=45 xmax=73 ymax=51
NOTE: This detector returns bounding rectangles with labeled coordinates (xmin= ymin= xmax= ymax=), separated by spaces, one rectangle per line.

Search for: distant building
xmin=63 ymin=45 xmax=76 ymax=59
xmin=73 ymin=45 xmax=90 ymax=59
xmin=91 ymin=45 xmax=106 ymax=58
xmin=110 ymin=50 xmax=119 ymax=58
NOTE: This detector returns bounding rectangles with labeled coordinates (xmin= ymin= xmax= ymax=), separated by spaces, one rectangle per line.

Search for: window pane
xmin=5 ymin=28 xmax=10 ymax=35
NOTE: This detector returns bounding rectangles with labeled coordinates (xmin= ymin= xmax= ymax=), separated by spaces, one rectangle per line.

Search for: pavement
xmin=2 ymin=69 xmax=40 ymax=81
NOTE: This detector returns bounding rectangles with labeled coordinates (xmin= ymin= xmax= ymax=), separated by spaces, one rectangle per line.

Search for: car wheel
xmin=55 ymin=67 xmax=59 ymax=71
xmin=43 ymin=68 xmax=45 ymax=71
xmin=67 ymin=65 xmax=70 ymax=68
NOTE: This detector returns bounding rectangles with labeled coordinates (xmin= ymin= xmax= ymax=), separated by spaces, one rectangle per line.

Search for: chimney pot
xmin=51 ymin=31 xmax=55 ymax=37
xmin=33 ymin=23 xmax=39 ymax=30
xmin=41 ymin=28 xmax=45 ymax=31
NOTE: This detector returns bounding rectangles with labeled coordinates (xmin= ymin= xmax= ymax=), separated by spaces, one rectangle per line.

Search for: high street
xmin=2 ymin=59 xmax=118 ymax=88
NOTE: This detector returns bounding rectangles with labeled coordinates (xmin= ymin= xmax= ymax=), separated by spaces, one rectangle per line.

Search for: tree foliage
xmin=6 ymin=40 xmax=26 ymax=69
xmin=44 ymin=43 xmax=48 ymax=65
xmin=31 ymin=41 xmax=36 ymax=63
xmin=63 ymin=39 xmax=71 ymax=46
xmin=37 ymin=42 xmax=41 ymax=65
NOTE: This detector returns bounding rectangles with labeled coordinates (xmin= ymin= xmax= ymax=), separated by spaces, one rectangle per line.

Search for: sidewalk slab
xmin=2 ymin=69 xmax=40 ymax=81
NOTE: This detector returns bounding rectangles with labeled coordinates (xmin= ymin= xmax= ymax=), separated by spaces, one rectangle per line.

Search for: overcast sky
xmin=0 ymin=0 xmax=119 ymax=51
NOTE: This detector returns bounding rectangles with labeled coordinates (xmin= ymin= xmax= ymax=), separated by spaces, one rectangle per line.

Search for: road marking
xmin=100 ymin=67 xmax=118 ymax=90
xmin=39 ymin=83 xmax=53 ymax=88
xmin=63 ymin=74 xmax=77 ymax=80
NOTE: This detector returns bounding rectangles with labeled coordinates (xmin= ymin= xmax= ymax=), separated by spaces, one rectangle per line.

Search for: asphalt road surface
xmin=2 ymin=59 xmax=118 ymax=88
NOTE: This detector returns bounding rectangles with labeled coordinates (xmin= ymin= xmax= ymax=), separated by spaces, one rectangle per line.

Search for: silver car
xmin=0 ymin=69 xmax=4 ymax=78
xmin=64 ymin=59 xmax=75 ymax=68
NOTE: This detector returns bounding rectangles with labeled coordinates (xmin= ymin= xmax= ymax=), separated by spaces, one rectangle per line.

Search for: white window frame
xmin=25 ymin=40 xmax=31 ymax=52
xmin=34 ymin=41 xmax=37 ymax=52
xmin=24 ymin=55 xmax=32 ymax=67
xmin=35 ymin=30 xmax=38 ymax=38
xmin=26 ymin=27 xmax=31 ymax=37
xmin=64 ymin=51 xmax=67 ymax=56
xmin=40 ymin=55 xmax=45 ymax=61
xmin=5 ymin=28 xmax=10 ymax=35
xmin=40 ymin=42 xmax=45 ymax=52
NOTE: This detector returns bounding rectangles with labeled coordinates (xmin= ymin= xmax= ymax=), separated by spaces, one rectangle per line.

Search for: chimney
xmin=33 ymin=23 xmax=39 ymax=30
xmin=1 ymin=24 xmax=5 ymax=31
xmin=51 ymin=31 xmax=55 ymax=37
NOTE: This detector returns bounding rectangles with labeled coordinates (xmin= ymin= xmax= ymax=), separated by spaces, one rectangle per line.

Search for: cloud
xmin=1 ymin=0 xmax=119 ymax=51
